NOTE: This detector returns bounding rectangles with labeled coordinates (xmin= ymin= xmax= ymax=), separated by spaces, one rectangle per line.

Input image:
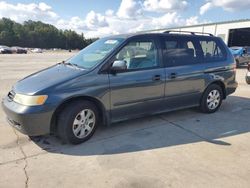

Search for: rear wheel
xmin=200 ymin=84 xmax=223 ymax=113
xmin=57 ymin=100 xmax=99 ymax=144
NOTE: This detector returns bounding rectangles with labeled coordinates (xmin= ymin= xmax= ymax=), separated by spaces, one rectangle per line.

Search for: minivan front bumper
xmin=2 ymin=97 xmax=55 ymax=136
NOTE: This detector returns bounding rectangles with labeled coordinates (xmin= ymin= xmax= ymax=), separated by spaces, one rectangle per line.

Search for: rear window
xmin=199 ymin=39 xmax=226 ymax=62
xmin=162 ymin=37 xmax=201 ymax=67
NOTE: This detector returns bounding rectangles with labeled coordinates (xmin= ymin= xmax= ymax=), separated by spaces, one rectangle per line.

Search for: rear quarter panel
xmin=202 ymin=39 xmax=237 ymax=95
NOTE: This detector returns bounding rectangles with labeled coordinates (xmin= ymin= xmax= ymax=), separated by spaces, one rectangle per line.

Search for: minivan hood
xmin=13 ymin=64 xmax=88 ymax=95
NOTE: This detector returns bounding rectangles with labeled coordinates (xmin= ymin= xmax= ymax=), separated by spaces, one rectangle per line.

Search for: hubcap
xmin=72 ymin=109 xmax=96 ymax=139
xmin=207 ymin=89 xmax=221 ymax=110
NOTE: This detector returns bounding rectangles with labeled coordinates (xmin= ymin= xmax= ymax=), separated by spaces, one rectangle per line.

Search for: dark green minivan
xmin=2 ymin=31 xmax=238 ymax=144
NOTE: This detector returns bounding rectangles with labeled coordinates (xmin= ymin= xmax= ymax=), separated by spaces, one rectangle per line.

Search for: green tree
xmin=0 ymin=18 xmax=96 ymax=49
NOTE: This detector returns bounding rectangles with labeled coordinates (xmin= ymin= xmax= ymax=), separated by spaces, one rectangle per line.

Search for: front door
xmin=108 ymin=37 xmax=165 ymax=122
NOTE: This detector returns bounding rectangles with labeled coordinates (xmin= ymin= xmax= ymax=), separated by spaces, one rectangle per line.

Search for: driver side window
xmin=115 ymin=40 xmax=158 ymax=70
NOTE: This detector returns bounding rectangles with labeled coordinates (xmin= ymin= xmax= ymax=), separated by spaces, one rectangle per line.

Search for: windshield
xmin=67 ymin=38 xmax=124 ymax=69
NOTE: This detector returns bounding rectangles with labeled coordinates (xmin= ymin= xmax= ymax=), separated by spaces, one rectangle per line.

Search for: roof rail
xmin=163 ymin=30 xmax=214 ymax=36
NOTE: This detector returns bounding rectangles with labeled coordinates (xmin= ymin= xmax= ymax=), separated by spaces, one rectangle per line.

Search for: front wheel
xmin=57 ymin=100 xmax=99 ymax=144
xmin=200 ymin=84 xmax=223 ymax=113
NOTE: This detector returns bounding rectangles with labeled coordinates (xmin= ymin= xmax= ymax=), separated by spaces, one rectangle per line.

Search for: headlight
xmin=13 ymin=93 xmax=48 ymax=106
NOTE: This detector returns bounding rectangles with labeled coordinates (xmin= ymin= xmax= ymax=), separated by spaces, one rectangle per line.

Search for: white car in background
xmin=31 ymin=48 xmax=43 ymax=53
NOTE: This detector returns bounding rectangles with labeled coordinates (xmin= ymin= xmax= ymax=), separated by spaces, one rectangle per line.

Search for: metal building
xmin=150 ymin=19 xmax=250 ymax=47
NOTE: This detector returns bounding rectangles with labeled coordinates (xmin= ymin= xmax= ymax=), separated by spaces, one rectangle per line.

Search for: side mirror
xmin=110 ymin=60 xmax=127 ymax=73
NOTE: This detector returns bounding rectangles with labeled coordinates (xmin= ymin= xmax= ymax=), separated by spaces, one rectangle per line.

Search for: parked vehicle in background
xmin=246 ymin=63 xmax=250 ymax=84
xmin=11 ymin=46 xmax=27 ymax=54
xmin=230 ymin=46 xmax=250 ymax=68
xmin=0 ymin=45 xmax=12 ymax=54
xmin=2 ymin=31 xmax=238 ymax=144
xmin=31 ymin=48 xmax=43 ymax=53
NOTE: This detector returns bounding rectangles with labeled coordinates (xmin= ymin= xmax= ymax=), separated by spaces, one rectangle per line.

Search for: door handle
xmin=169 ymin=72 xmax=177 ymax=79
xmin=152 ymin=75 xmax=161 ymax=81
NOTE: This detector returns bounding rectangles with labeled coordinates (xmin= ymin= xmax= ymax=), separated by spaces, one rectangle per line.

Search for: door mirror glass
xmin=111 ymin=60 xmax=127 ymax=71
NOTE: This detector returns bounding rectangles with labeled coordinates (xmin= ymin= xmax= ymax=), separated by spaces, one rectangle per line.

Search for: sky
xmin=0 ymin=0 xmax=250 ymax=38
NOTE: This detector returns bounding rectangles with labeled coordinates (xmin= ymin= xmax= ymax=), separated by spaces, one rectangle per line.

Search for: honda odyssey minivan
xmin=2 ymin=31 xmax=238 ymax=144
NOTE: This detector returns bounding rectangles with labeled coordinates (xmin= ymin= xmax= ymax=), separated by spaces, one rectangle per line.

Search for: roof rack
xmin=163 ymin=30 xmax=214 ymax=36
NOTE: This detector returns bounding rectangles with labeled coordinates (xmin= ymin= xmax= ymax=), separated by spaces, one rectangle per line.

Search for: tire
xmin=57 ymin=100 xmax=99 ymax=144
xmin=200 ymin=84 xmax=223 ymax=113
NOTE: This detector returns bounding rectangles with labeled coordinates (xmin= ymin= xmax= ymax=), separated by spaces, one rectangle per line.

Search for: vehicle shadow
xmin=31 ymin=95 xmax=250 ymax=156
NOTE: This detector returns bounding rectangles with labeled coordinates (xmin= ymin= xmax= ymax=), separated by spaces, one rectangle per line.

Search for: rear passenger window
xmin=163 ymin=37 xmax=201 ymax=67
xmin=199 ymin=40 xmax=226 ymax=62
xmin=165 ymin=41 xmax=178 ymax=49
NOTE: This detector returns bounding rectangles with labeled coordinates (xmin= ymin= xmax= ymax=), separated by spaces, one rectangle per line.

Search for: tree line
xmin=0 ymin=18 xmax=97 ymax=49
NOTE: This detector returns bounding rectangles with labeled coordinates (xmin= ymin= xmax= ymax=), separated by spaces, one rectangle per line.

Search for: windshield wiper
xmin=59 ymin=61 xmax=83 ymax=69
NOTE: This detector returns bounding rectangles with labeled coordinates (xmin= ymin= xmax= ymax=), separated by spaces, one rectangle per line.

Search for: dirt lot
xmin=0 ymin=53 xmax=249 ymax=188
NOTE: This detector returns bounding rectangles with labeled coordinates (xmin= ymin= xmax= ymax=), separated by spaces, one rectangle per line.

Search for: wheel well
xmin=50 ymin=96 xmax=106 ymax=134
xmin=207 ymin=81 xmax=226 ymax=99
